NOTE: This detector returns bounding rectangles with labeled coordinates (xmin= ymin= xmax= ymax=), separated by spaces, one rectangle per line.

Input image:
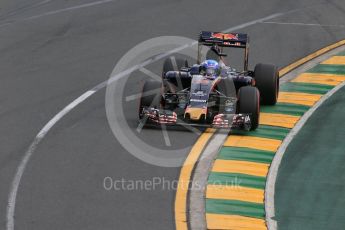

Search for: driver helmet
xmin=201 ymin=59 xmax=221 ymax=78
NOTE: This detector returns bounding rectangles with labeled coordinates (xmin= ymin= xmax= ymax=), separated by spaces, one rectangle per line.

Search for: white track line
xmin=0 ymin=0 xmax=115 ymax=28
xmin=5 ymin=11 xmax=299 ymax=230
xmin=262 ymin=21 xmax=345 ymax=28
xmin=26 ymin=0 xmax=114 ymax=20
xmin=161 ymin=124 xmax=171 ymax=147
xmin=6 ymin=90 xmax=96 ymax=230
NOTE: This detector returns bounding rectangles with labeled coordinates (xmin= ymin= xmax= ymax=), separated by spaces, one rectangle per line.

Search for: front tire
xmin=237 ymin=86 xmax=260 ymax=130
xmin=163 ymin=57 xmax=189 ymax=91
xmin=254 ymin=63 xmax=279 ymax=105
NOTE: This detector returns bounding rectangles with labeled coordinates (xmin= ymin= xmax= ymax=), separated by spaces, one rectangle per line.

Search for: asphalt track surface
xmin=1 ymin=0 xmax=345 ymax=229
xmin=275 ymin=85 xmax=345 ymax=230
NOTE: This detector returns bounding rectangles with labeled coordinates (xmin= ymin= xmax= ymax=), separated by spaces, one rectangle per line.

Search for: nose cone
xmin=185 ymin=107 xmax=206 ymax=121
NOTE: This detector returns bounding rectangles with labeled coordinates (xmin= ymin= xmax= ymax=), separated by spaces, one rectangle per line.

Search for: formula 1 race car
xmin=139 ymin=31 xmax=279 ymax=130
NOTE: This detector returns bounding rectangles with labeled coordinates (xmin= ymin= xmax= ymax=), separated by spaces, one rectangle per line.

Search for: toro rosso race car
xmin=138 ymin=31 xmax=279 ymax=130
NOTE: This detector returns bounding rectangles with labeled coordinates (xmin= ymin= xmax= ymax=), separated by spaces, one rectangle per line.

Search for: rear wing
xmin=199 ymin=31 xmax=248 ymax=48
xmin=198 ymin=31 xmax=250 ymax=71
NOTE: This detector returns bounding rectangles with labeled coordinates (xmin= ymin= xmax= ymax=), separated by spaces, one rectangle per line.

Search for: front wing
xmin=139 ymin=108 xmax=252 ymax=131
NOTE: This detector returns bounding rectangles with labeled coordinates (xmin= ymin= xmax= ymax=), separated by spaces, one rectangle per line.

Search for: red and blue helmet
xmin=201 ymin=59 xmax=220 ymax=78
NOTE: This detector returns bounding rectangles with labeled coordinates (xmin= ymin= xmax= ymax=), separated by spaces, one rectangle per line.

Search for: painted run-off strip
xmin=280 ymin=82 xmax=334 ymax=95
xmin=308 ymin=64 xmax=345 ymax=75
xmin=218 ymin=146 xmax=275 ymax=164
xmin=277 ymin=91 xmax=322 ymax=106
xmin=205 ymin=50 xmax=345 ymax=229
xmin=322 ymin=55 xmax=345 ymax=65
xmin=206 ymin=213 xmax=266 ymax=230
xmin=292 ymin=73 xmax=345 ymax=86
xmin=232 ymin=125 xmax=290 ymax=140
xmin=208 ymin=172 xmax=266 ymax=190
xmin=224 ymin=135 xmax=282 ymax=152
xmin=206 ymin=199 xmax=265 ymax=219
xmin=259 ymin=113 xmax=300 ymax=129
xmin=212 ymin=160 xmax=270 ymax=178
xmin=207 ymin=184 xmax=264 ymax=204
xmin=260 ymin=102 xmax=310 ymax=116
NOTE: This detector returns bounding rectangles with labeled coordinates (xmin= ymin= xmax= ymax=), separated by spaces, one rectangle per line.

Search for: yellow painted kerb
xmin=212 ymin=159 xmax=270 ymax=177
xmin=292 ymin=73 xmax=345 ymax=86
xmin=174 ymin=128 xmax=215 ymax=230
xmin=206 ymin=184 xmax=264 ymax=203
xmin=206 ymin=214 xmax=267 ymax=230
xmin=224 ymin=135 xmax=282 ymax=152
xmin=322 ymin=56 xmax=345 ymax=65
xmin=278 ymin=91 xmax=322 ymax=106
xmin=260 ymin=113 xmax=300 ymax=128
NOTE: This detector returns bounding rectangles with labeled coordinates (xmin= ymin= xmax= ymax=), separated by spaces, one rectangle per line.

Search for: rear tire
xmin=237 ymin=86 xmax=260 ymax=130
xmin=254 ymin=63 xmax=279 ymax=105
xmin=139 ymin=80 xmax=162 ymax=118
